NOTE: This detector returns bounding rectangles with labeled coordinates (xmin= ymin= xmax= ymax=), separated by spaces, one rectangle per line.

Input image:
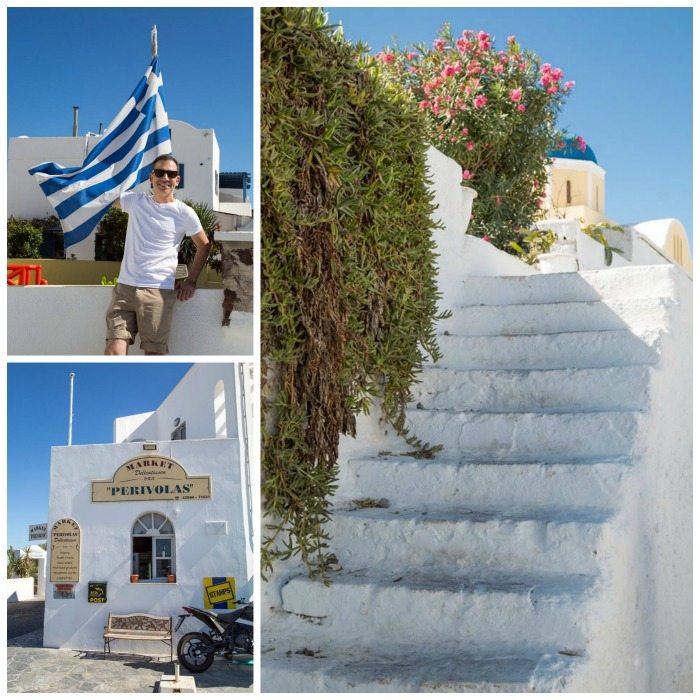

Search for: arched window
xmin=131 ymin=513 xmax=175 ymax=582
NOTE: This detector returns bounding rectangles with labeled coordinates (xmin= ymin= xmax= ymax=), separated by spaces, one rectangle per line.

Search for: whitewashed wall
xmin=44 ymin=437 xmax=251 ymax=652
xmin=7 ymin=287 xmax=252 ymax=355
xmin=7 ymin=577 xmax=35 ymax=602
xmin=115 ymin=365 xmax=240 ymax=443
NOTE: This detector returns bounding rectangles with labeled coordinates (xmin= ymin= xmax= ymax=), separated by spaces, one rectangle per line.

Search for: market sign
xmin=50 ymin=518 xmax=81 ymax=583
xmin=29 ymin=523 xmax=48 ymax=541
xmin=92 ymin=455 xmax=211 ymax=503
xmin=88 ymin=581 xmax=108 ymax=604
xmin=203 ymin=576 xmax=237 ymax=609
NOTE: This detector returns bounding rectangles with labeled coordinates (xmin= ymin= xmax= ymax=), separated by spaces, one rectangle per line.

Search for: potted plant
xmin=130 ymin=573 xmax=139 ymax=583
xmin=167 ymin=573 xmax=176 ymax=583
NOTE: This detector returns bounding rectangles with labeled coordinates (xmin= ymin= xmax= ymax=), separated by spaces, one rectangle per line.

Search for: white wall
xmin=8 ymin=287 xmax=252 ymax=355
xmin=7 ymin=577 xmax=35 ymax=602
xmin=45 ymin=437 xmax=251 ymax=652
xmin=115 ymin=365 xmax=240 ymax=443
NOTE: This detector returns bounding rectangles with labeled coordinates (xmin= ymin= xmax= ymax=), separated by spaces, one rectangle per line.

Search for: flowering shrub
xmin=376 ymin=25 xmax=575 ymax=251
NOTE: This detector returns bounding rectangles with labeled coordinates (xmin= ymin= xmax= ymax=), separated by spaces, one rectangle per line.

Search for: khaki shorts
xmin=105 ymin=283 xmax=176 ymax=354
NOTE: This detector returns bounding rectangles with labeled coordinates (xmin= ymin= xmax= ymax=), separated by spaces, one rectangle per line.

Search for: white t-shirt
xmin=118 ymin=191 xmax=202 ymax=289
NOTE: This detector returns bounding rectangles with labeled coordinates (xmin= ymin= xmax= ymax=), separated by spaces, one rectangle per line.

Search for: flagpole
xmin=151 ymin=25 xmax=158 ymax=58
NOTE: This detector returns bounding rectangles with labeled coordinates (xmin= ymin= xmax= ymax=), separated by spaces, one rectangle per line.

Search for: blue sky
xmin=7 ymin=7 xmax=253 ymax=177
xmin=327 ymin=7 xmax=693 ymax=245
xmin=7 ymin=363 xmax=192 ymax=549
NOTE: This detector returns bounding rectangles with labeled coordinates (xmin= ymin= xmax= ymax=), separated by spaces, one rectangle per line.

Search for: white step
xmin=328 ymin=507 xmax=608 ymax=576
xmin=457 ymin=265 xmax=681 ymax=306
xmin=410 ymin=366 xmax=649 ymax=412
xmin=432 ymin=330 xmax=659 ymax=370
xmin=281 ymin=571 xmax=593 ymax=654
xmin=262 ymin=646 xmax=582 ymax=692
xmin=404 ymin=408 xmax=638 ymax=461
xmin=437 ymin=297 xmax=671 ymax=337
xmin=339 ymin=458 xmax=630 ymax=512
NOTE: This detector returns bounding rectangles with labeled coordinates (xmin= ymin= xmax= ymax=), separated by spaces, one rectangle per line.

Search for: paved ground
xmin=7 ymin=602 xmax=253 ymax=693
xmin=7 ymin=600 xmax=45 ymax=639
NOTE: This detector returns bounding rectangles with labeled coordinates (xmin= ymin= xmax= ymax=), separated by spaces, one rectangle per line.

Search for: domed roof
xmin=548 ymin=137 xmax=598 ymax=163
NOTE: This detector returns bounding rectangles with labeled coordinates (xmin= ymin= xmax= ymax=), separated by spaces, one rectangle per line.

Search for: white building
xmin=43 ymin=364 xmax=254 ymax=653
xmin=8 ymin=119 xmax=253 ymax=260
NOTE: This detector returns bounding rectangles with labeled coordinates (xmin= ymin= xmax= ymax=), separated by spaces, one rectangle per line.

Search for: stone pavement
xmin=8 ymin=629 xmax=253 ymax=693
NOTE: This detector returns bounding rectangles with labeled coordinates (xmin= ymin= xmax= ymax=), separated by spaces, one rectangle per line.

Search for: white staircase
xmin=262 ymin=262 xmax=691 ymax=692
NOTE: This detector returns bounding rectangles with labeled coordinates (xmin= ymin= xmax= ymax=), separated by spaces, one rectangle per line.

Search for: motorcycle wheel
xmin=177 ymin=632 xmax=215 ymax=672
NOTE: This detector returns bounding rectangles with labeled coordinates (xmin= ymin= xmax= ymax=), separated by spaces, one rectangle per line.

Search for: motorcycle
xmin=174 ymin=600 xmax=253 ymax=672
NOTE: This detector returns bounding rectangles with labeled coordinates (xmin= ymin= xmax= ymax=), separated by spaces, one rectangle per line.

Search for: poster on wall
xmin=49 ymin=518 xmax=81 ymax=582
xmin=203 ymin=577 xmax=237 ymax=609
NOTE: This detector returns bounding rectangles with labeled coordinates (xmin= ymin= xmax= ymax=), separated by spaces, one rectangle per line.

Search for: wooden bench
xmin=103 ymin=613 xmax=172 ymax=661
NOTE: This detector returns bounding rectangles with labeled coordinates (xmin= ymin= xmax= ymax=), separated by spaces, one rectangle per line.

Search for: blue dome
xmin=548 ymin=137 xmax=597 ymax=163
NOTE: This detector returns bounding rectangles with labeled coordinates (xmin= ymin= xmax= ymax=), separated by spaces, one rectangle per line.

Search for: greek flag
xmin=29 ymin=58 xmax=171 ymax=248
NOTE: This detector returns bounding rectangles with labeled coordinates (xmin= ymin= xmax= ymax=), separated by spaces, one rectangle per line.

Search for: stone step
xmin=437 ymin=297 xmax=671 ymax=337
xmin=430 ymin=330 xmax=659 ymax=371
xmin=404 ymin=408 xmax=638 ymax=462
xmin=409 ymin=365 xmax=649 ymax=412
xmin=337 ymin=458 xmax=629 ymax=512
xmin=280 ymin=571 xmax=593 ymax=654
xmin=328 ymin=507 xmax=608 ymax=576
xmin=262 ymin=645 xmax=582 ymax=693
xmin=456 ymin=265 xmax=680 ymax=307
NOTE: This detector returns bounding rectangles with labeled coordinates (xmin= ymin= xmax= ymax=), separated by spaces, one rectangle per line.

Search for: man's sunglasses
xmin=153 ymin=168 xmax=179 ymax=179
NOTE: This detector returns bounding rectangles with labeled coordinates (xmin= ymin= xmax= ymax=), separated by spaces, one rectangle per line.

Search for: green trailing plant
xmin=509 ymin=228 xmax=556 ymax=266
xmin=7 ymin=218 xmax=43 ymax=258
xmin=261 ymin=7 xmax=443 ymax=579
xmin=581 ymin=221 xmax=625 ymax=266
xmin=376 ymin=24 xmax=576 ymax=253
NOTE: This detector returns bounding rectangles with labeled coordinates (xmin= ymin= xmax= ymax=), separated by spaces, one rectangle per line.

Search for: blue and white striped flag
xmin=29 ymin=57 xmax=172 ymax=248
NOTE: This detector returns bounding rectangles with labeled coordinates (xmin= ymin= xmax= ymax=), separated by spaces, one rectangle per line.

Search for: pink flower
xmin=478 ymin=40 xmax=490 ymax=51
xmin=507 ymin=35 xmax=516 ymax=45
xmin=456 ymin=37 xmax=470 ymax=53
xmin=433 ymin=38 xmax=447 ymax=52
xmin=563 ymin=80 xmax=576 ymax=91
xmin=462 ymin=169 xmax=473 ymax=180
xmin=466 ymin=141 xmax=475 ymax=151
xmin=576 ymin=135 xmax=587 ymax=152
xmin=477 ymin=31 xmax=490 ymax=42
xmin=379 ymin=51 xmax=395 ymax=64
xmin=509 ymin=88 xmax=522 ymax=102
xmin=461 ymin=127 xmax=469 ymax=135
xmin=494 ymin=195 xmax=501 ymax=205
xmin=517 ymin=104 xmax=526 ymax=113
xmin=550 ymin=67 xmax=563 ymax=81
xmin=406 ymin=51 xmax=418 ymax=60
xmin=408 ymin=66 xmax=418 ymax=74
xmin=494 ymin=64 xmax=504 ymax=74
xmin=482 ymin=235 xmax=492 ymax=242
xmin=441 ymin=65 xmax=457 ymax=77
xmin=419 ymin=100 xmax=430 ymax=110
xmin=546 ymin=85 xmax=558 ymax=94
xmin=473 ymin=95 xmax=488 ymax=109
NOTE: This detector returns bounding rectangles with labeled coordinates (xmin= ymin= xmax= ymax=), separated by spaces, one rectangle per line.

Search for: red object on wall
xmin=7 ymin=264 xmax=49 ymax=285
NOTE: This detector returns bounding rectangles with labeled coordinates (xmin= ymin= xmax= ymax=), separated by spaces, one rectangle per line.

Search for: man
xmin=104 ymin=155 xmax=211 ymax=355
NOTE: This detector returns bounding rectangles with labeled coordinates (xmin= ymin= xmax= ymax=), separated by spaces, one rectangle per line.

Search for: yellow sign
xmin=50 ymin=518 xmax=81 ymax=583
xmin=92 ymin=455 xmax=211 ymax=502
xmin=203 ymin=577 xmax=237 ymax=609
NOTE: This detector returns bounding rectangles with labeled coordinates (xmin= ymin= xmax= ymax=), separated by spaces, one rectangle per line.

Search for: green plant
xmin=95 ymin=207 xmax=128 ymax=261
xmin=7 ymin=546 xmax=37 ymax=579
xmin=261 ymin=7 xmax=442 ymax=580
xmin=180 ymin=199 xmax=222 ymax=274
xmin=509 ymin=228 xmax=556 ymax=266
xmin=7 ymin=218 xmax=43 ymax=258
xmin=377 ymin=25 xmax=576 ymax=252
xmin=581 ymin=221 xmax=625 ymax=266
xmin=100 ymin=275 xmax=118 ymax=285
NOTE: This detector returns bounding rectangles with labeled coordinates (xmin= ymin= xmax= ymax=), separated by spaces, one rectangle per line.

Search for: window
xmin=177 ymin=163 xmax=185 ymax=189
xmin=566 ymin=179 xmax=572 ymax=204
xmin=171 ymin=422 xmax=186 ymax=440
xmin=131 ymin=513 xmax=175 ymax=581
